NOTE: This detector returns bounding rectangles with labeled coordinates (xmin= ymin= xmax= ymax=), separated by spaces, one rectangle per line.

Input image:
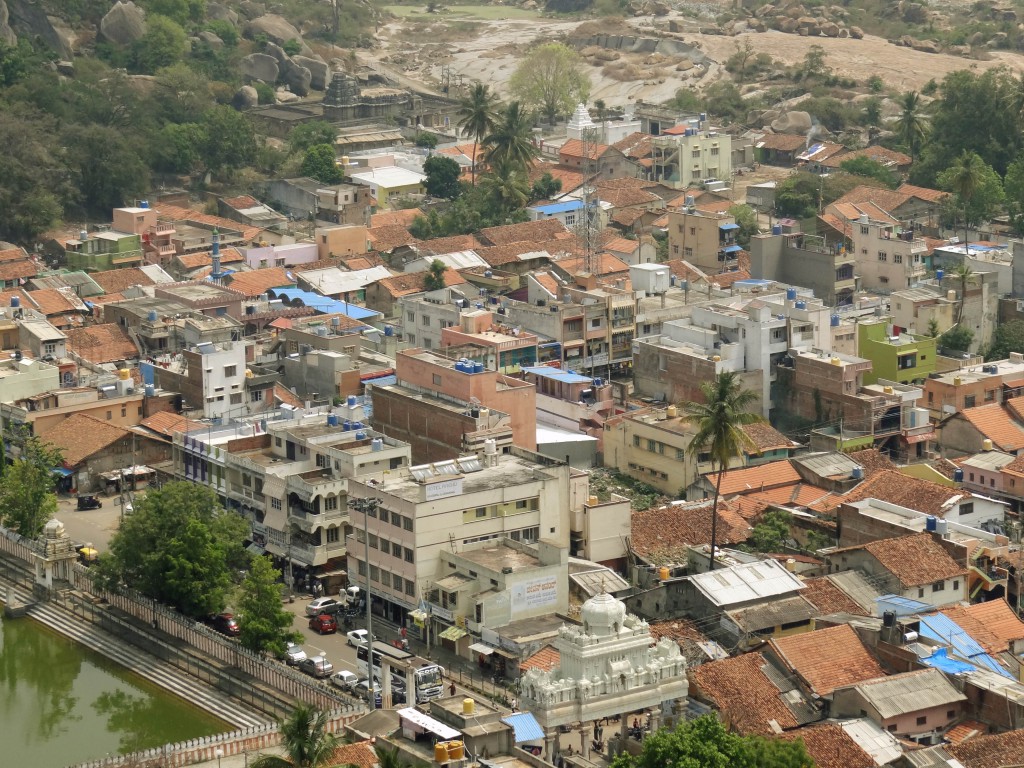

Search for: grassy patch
xmin=381 ymin=4 xmax=543 ymax=20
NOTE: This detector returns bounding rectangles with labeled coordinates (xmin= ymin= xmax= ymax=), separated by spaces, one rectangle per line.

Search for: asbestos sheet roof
xmin=848 ymin=669 xmax=965 ymax=719
xmin=502 ymin=712 xmax=545 ymax=744
xmin=689 ymin=558 xmax=803 ymax=607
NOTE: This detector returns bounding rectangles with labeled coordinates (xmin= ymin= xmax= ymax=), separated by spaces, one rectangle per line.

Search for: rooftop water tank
xmin=795 ymin=300 xmax=807 ymax=310
xmin=10 ymin=296 xmax=20 ymax=308
xmin=851 ymin=466 xmax=864 ymax=480
xmin=148 ymin=310 xmax=158 ymax=322
xmin=356 ymin=431 xmax=367 ymax=440
xmin=327 ymin=414 xmax=339 ymax=427
xmin=954 ymin=468 xmax=964 ymax=482
xmin=342 ymin=421 xmax=352 ymax=431
xmin=144 ymin=384 xmax=155 ymax=397
xmin=473 ymin=362 xmax=484 ymax=373
xmin=332 ymin=316 xmax=340 ymax=327
xmin=140 ymin=200 xmax=149 ymax=209
xmin=384 ymin=325 xmax=394 ymax=336
xmin=926 ymin=515 xmax=937 ymax=531
xmin=371 ymin=438 xmax=383 ymax=452
xmin=786 ymin=287 xmax=797 ymax=301
xmin=347 ymin=395 xmax=357 ymax=407
xmin=118 ymin=368 xmax=131 ymax=380
xmin=936 ymin=269 xmax=944 ymax=281
xmin=831 ymin=314 xmax=840 ymax=327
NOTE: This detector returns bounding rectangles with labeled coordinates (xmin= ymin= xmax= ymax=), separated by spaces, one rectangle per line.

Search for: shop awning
xmin=469 ymin=642 xmax=494 ymax=656
xmin=721 ymin=245 xmax=743 ymax=254
xmin=409 ymin=609 xmax=428 ymax=622
xmin=718 ymin=223 xmax=740 ymax=231
xmin=439 ymin=626 xmax=467 ymax=641
xmin=246 ymin=543 xmax=266 ymax=555
xmin=51 ymin=467 xmax=74 ymax=477
xmin=502 ymin=712 xmax=545 ymax=744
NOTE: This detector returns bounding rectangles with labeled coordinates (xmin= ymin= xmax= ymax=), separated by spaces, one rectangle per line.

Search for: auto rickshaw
xmin=76 ymin=544 xmax=99 ymax=566
xmin=76 ymin=495 xmax=102 ymax=510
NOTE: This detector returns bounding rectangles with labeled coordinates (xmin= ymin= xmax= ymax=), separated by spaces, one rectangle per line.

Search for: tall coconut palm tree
xmin=894 ymin=90 xmax=928 ymax=163
xmin=685 ymin=372 xmax=762 ymax=571
xmin=947 ymin=150 xmax=985 ymax=257
xmin=483 ymin=101 xmax=538 ymax=175
xmin=455 ymin=82 xmax=499 ymax=187
xmin=953 ymin=261 xmax=974 ymax=326
xmin=480 ymin=159 xmax=531 ymax=216
xmin=252 ymin=704 xmax=338 ymax=768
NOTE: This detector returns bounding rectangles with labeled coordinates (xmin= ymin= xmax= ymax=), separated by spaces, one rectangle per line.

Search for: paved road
xmin=55 ymin=493 xmax=124 ymax=552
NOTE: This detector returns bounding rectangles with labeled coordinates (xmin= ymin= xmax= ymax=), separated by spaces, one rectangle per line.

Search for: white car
xmin=346 ymin=629 xmax=370 ymax=647
xmin=331 ymin=670 xmax=359 ymax=691
xmin=281 ymin=642 xmax=307 ymax=666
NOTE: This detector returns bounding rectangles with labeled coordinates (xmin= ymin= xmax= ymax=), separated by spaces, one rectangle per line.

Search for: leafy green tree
xmin=986 ymin=319 xmax=1024 ymax=360
xmin=951 ymin=262 xmax=975 ymax=326
xmin=288 ymin=121 xmax=338 ymax=154
xmin=456 ymin=82 xmax=499 ymax=187
xmin=1003 ymin=153 xmax=1024 ymax=235
xmin=301 ymin=144 xmax=344 ymax=184
xmin=684 ymin=373 xmax=762 ymax=571
xmin=64 ymin=124 xmax=149 ymax=213
xmin=703 ymin=81 xmax=746 ymax=123
xmin=509 ymin=42 xmax=590 ymax=124
xmin=609 ymin=714 xmax=812 ymax=768
xmin=840 ymin=156 xmax=899 ymax=189
xmin=0 ymin=109 xmax=69 ymax=243
xmin=199 ymin=106 xmax=257 ymax=173
xmin=152 ymin=122 xmax=206 ymax=173
xmin=282 ymin=39 xmax=302 ymax=56
xmin=749 ymin=510 xmax=792 ymax=553
xmin=483 ymin=101 xmax=538 ymax=174
xmin=480 ymin=159 xmax=531 ymax=215
xmin=254 ymin=82 xmax=276 ymax=105
xmin=130 ymin=15 xmax=188 ymax=74
xmin=867 ymin=74 xmax=884 ymax=93
xmin=799 ymin=44 xmax=831 ymax=81
xmin=96 ymin=482 xmax=248 ymax=618
xmin=940 ymin=325 xmax=974 ymax=353
xmin=0 ymin=435 xmax=63 ymax=537
xmin=414 ymin=131 xmax=438 ymax=148
xmin=206 ymin=20 xmax=240 ymax=46
xmin=937 ymin=151 xmax=1004 ymax=255
xmin=140 ymin=0 xmax=198 ymax=26
xmin=894 ymin=91 xmax=928 ymax=162
xmin=0 ymin=39 xmax=32 ymax=87
xmin=424 ymin=259 xmax=448 ymax=291
xmin=726 ymin=204 xmax=759 ymax=247
xmin=531 ymin=171 xmax=562 ymax=201
xmin=251 ymin=704 xmax=338 ymax=768
xmin=374 ymin=743 xmax=411 ymax=768
xmin=423 ymin=155 xmax=462 ymax=199
xmin=927 ymin=317 xmax=941 ymax=338
xmin=154 ymin=63 xmax=214 ymax=124
xmin=238 ymin=557 xmax=300 ymax=656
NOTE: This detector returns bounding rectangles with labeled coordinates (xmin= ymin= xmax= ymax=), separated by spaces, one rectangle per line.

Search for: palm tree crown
xmin=948 ymin=150 xmax=985 ymax=256
xmin=685 ymin=372 xmax=762 ymax=570
xmin=455 ymin=82 xmax=498 ymax=187
xmin=251 ymin=704 xmax=338 ymax=768
xmin=483 ymin=101 xmax=538 ymax=175
xmin=895 ymin=91 xmax=928 ymax=162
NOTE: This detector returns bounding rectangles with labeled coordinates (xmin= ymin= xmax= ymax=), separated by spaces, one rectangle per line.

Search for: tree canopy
xmin=252 ymin=704 xmax=339 ymax=768
xmin=0 ymin=435 xmax=63 ymax=537
xmin=97 ymin=481 xmax=248 ymax=618
xmin=301 ymin=144 xmax=344 ymax=185
xmin=423 ymin=155 xmax=463 ymax=199
xmin=509 ymin=43 xmax=591 ymax=124
xmin=987 ymin=319 xmax=1024 ymax=360
xmin=238 ymin=556 xmax=300 ymax=656
xmin=609 ymin=715 xmax=813 ymax=768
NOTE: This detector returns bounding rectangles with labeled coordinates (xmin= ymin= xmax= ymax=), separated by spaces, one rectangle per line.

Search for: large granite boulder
xmin=240 ymin=52 xmax=279 ymax=83
xmin=293 ymin=55 xmax=328 ymax=90
xmin=246 ymin=14 xmax=309 ymax=52
xmin=0 ymin=1 xmax=16 ymax=46
xmin=7 ymin=0 xmax=74 ymax=57
xmin=238 ymin=1 xmax=266 ymax=19
xmin=206 ymin=2 xmax=239 ymax=26
xmin=197 ymin=30 xmax=223 ymax=48
xmin=771 ymin=110 xmax=813 ymax=134
xmin=234 ymin=84 xmax=259 ymax=109
xmin=279 ymin=57 xmax=311 ymax=97
xmin=100 ymin=0 xmax=146 ymax=46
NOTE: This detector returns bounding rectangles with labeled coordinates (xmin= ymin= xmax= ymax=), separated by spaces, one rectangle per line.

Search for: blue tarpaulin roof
xmin=270 ymin=287 xmax=379 ymax=320
xmin=522 ymin=366 xmax=593 ymax=385
xmin=530 ymin=200 xmax=585 ymax=215
xmin=365 ymin=374 xmax=397 ymax=388
xmin=922 ymin=648 xmax=975 ymax=675
xmin=502 ymin=712 xmax=545 ymax=743
xmin=919 ymin=613 xmax=1014 ymax=678
xmin=722 ymin=245 xmax=743 ymax=254
xmin=719 ymin=223 xmax=740 ymax=231
xmin=52 ymin=467 xmax=74 ymax=477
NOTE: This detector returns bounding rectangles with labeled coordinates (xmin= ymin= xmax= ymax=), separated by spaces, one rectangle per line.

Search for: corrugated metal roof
xmin=919 ymin=613 xmax=1014 ymax=678
xmin=855 ymin=669 xmax=965 ymax=719
xmin=502 ymin=712 xmax=545 ymax=743
xmin=839 ymin=719 xmax=903 ymax=766
xmin=689 ymin=558 xmax=803 ymax=607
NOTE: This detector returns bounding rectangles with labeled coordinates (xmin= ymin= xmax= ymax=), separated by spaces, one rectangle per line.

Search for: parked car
xmin=330 ymin=670 xmax=359 ymax=691
xmin=305 ymin=597 xmax=342 ymax=617
xmin=356 ymin=678 xmax=383 ymax=708
xmin=76 ymin=495 xmax=102 ymax=510
xmin=309 ymin=613 xmax=338 ymax=635
xmin=280 ymin=642 xmax=307 ymax=666
xmin=297 ymin=655 xmax=334 ymax=678
xmin=207 ymin=613 xmax=240 ymax=637
xmin=346 ymin=628 xmax=370 ymax=647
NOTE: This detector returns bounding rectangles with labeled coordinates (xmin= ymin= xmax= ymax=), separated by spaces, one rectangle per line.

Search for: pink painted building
xmin=832 ymin=669 xmax=966 ymax=741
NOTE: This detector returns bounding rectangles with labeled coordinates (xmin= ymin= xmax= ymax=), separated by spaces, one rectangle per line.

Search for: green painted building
xmin=65 ymin=230 xmax=144 ymax=272
xmin=858 ymin=320 xmax=936 ymax=385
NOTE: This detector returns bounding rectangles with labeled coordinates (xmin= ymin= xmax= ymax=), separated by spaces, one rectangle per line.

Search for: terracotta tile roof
xmin=897 ymin=183 xmax=949 ymax=204
xmin=41 ymin=413 xmax=131 ymax=467
xmin=712 ymin=460 xmax=802 ymax=497
xmin=801 ymin=576 xmax=866 ymax=616
xmin=611 ymin=208 xmax=651 ymax=227
xmin=173 ymin=248 xmax=245 ymax=271
xmin=947 ymin=729 xmax=1024 ymax=768
xmin=370 ymin=208 xmax=423 ymax=228
xmin=520 ymin=644 xmax=560 ymax=673
xmin=555 ymin=253 xmax=631 ymax=277
xmin=28 ymin=288 xmax=85 ymax=316
xmin=326 ymin=741 xmax=378 ymax=768
xmin=690 ymin=652 xmax=799 ymax=736
xmin=944 ymin=720 xmax=987 ymax=745
xmin=823 ymin=145 xmax=912 ymax=169
xmin=0 ymin=288 xmax=37 ymax=310
xmin=224 ymin=267 xmax=293 ymax=298
xmin=770 ymin=624 xmax=885 ymax=696
xmin=1004 ymin=395 xmax=1024 ymax=423
xmin=838 ymin=533 xmax=967 ymax=587
xmin=66 ymin=323 xmax=138 ymax=364
xmin=559 ymin=138 xmax=614 ymax=161
xmin=603 ymin=236 xmax=641 ymax=255
xmin=0 ymin=257 xmax=38 ymax=281
xmin=741 ymin=422 xmax=796 ymax=453
xmin=0 ymin=246 xmax=29 ymax=263
xmin=273 ymin=382 xmax=304 ymax=409
xmin=90 ymin=267 xmax=158 ymax=293
xmin=88 ymin=292 xmax=126 ymax=305
xmin=368 ymin=224 xmax=418 ymax=253
xmin=598 ymin=186 xmax=662 ymax=209
xmin=611 ymin=132 xmax=654 ymax=159
xmin=222 ymin=194 xmax=261 ymax=209
xmin=532 ymin=270 xmax=561 ymax=297
xmin=829 ymin=185 xmax=911 ymax=217
xmin=631 ymin=500 xmax=751 ymax=563
xmin=374 ymin=270 xmax=467 ymax=298
xmin=419 ymin=233 xmax=483 ymax=255
xmin=648 ymin=618 xmax=710 ymax=647
xmin=840 ymin=469 xmax=967 ymax=516
xmin=478 ymin=218 xmax=570 ymax=246
xmin=755 ymin=133 xmax=807 ymax=151
xmin=741 ymin=482 xmax=835 ymax=512
xmin=155 ymin=203 xmax=262 ymax=242
xmin=846 ymin=448 xmax=896 ymax=478
xmin=662 ymin=258 xmax=707 ymax=284
xmin=528 ymin=163 xmax=586 ymax=195
xmin=341 ymin=253 xmax=387 ymax=270
xmin=781 ymin=724 xmax=874 ymax=768
xmin=944 ymin=599 xmax=1024 ymax=654
xmin=139 ymin=412 xmax=204 ymax=439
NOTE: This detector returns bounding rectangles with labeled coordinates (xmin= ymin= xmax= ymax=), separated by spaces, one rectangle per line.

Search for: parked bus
xmin=356 ymin=642 xmax=445 ymax=703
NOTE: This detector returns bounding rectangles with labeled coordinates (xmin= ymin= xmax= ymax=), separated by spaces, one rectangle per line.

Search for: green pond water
xmin=0 ymin=612 xmax=229 ymax=768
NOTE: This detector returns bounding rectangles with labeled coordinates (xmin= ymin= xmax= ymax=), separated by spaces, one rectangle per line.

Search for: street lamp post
xmin=215 ymin=747 xmax=224 ymax=768
xmin=349 ymin=496 xmax=381 ymax=703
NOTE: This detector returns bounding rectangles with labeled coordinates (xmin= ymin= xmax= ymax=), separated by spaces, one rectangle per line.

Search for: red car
xmin=209 ymin=612 xmax=240 ymax=637
xmin=309 ymin=613 xmax=338 ymax=635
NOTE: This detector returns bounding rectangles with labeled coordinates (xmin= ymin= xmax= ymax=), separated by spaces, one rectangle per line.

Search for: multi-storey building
xmin=851 ymin=217 xmax=928 ymax=292
xmin=749 ymin=227 xmax=857 ymax=306
xmin=650 ymin=124 xmax=732 ymax=189
xmin=857 ymin=319 xmax=936 ymax=386
xmin=666 ymin=208 xmax=741 ymax=274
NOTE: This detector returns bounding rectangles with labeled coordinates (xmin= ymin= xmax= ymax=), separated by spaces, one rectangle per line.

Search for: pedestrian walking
xmin=450 ymin=681 xmax=457 ymax=697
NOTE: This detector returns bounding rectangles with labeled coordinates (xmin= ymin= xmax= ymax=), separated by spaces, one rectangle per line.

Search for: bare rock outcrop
xmin=100 ymin=0 xmax=146 ymax=46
